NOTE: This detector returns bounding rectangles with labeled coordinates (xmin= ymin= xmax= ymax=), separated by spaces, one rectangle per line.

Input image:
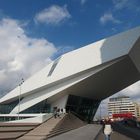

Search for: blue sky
xmin=0 ymin=0 xmax=140 ymax=115
xmin=0 ymin=0 xmax=140 ymax=52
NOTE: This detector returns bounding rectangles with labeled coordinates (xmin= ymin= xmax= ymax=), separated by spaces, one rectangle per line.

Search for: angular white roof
xmin=0 ymin=26 xmax=140 ymax=114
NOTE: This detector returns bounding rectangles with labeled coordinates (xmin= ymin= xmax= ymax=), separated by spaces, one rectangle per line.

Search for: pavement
xmin=48 ymin=124 xmax=102 ymax=140
xmin=96 ymin=130 xmax=133 ymax=140
xmin=96 ymin=122 xmax=140 ymax=140
xmin=48 ymin=122 xmax=140 ymax=140
xmin=3 ymin=115 xmax=138 ymax=140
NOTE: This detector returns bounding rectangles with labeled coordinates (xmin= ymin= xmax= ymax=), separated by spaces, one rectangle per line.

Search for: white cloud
xmin=99 ymin=0 xmax=140 ymax=26
xmin=100 ymin=13 xmax=121 ymax=25
xmin=80 ymin=0 xmax=87 ymax=5
xmin=112 ymin=0 xmax=129 ymax=9
xmin=112 ymin=0 xmax=140 ymax=11
xmin=35 ymin=5 xmax=71 ymax=25
xmin=0 ymin=18 xmax=57 ymax=96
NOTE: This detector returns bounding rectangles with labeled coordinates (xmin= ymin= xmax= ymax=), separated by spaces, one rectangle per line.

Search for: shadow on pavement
xmin=112 ymin=122 xmax=140 ymax=140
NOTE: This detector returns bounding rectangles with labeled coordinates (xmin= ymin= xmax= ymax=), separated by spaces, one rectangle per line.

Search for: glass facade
xmin=66 ymin=95 xmax=100 ymax=122
xmin=0 ymin=100 xmax=19 ymax=114
xmin=21 ymin=99 xmax=51 ymax=113
xmin=0 ymin=93 xmax=99 ymax=123
xmin=0 ymin=116 xmax=30 ymax=122
xmin=0 ymin=98 xmax=50 ymax=114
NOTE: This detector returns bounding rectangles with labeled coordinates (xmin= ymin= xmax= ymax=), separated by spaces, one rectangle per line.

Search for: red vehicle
xmin=112 ymin=112 xmax=134 ymax=119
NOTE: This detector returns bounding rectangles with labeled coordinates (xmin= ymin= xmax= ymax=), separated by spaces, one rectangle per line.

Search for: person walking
xmin=57 ymin=108 xmax=61 ymax=118
xmin=53 ymin=107 xmax=57 ymax=118
xmin=63 ymin=108 xmax=66 ymax=114
xmin=103 ymin=118 xmax=112 ymax=140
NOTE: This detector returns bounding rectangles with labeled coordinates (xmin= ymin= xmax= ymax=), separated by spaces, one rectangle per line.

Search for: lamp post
xmin=18 ymin=78 xmax=24 ymax=120
xmin=100 ymin=103 xmax=102 ymax=120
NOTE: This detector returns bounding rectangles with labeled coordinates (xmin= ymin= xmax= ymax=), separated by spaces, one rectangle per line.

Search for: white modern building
xmin=0 ymin=26 xmax=140 ymax=122
xmin=134 ymin=103 xmax=140 ymax=117
xmin=108 ymin=96 xmax=135 ymax=116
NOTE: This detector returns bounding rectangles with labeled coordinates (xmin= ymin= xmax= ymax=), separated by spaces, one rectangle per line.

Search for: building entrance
xmin=66 ymin=95 xmax=100 ymax=122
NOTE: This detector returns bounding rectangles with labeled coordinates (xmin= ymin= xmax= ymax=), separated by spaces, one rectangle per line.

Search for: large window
xmin=0 ymin=100 xmax=19 ymax=114
xmin=66 ymin=95 xmax=100 ymax=122
xmin=48 ymin=57 xmax=61 ymax=76
xmin=21 ymin=99 xmax=51 ymax=113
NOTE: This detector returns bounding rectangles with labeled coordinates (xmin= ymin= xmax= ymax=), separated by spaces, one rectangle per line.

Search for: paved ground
xmin=96 ymin=122 xmax=140 ymax=140
xmin=49 ymin=123 xmax=140 ymax=140
xmin=48 ymin=124 xmax=102 ymax=140
xmin=96 ymin=131 xmax=133 ymax=140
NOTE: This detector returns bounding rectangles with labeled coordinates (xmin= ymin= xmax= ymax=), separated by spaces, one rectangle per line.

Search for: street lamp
xmin=100 ymin=103 xmax=102 ymax=120
xmin=18 ymin=78 xmax=24 ymax=120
